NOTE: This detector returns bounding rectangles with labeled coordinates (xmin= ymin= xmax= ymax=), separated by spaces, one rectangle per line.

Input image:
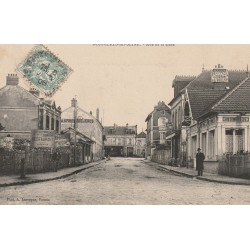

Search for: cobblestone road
xmin=1 ymin=158 xmax=250 ymax=204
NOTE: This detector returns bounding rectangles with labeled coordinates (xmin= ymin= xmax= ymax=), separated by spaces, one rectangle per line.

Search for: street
xmin=1 ymin=157 xmax=250 ymax=205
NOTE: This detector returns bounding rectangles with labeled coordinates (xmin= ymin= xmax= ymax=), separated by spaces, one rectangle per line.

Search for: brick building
xmin=103 ymin=124 xmax=137 ymax=157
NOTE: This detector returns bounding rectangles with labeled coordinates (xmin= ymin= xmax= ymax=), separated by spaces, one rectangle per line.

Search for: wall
xmin=151 ymin=149 xmax=171 ymax=165
xmin=0 ymin=108 xmax=38 ymax=133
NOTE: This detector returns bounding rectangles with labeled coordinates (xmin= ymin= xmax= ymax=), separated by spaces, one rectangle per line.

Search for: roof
xmin=211 ymin=77 xmax=250 ymax=113
xmin=145 ymin=101 xmax=170 ymax=122
xmin=172 ymin=75 xmax=196 ymax=87
xmin=103 ymin=125 xmax=137 ymax=136
xmin=136 ymin=131 xmax=146 ymax=138
xmin=0 ymin=84 xmax=40 ymax=107
xmin=61 ymin=127 xmax=94 ymax=143
xmin=185 ymin=70 xmax=248 ymax=119
xmin=145 ymin=111 xmax=153 ymax=122
xmin=187 ymin=70 xmax=246 ymax=90
xmin=188 ymin=89 xmax=227 ymax=119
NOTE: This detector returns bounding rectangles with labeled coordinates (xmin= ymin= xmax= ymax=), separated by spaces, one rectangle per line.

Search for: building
xmin=61 ymin=98 xmax=103 ymax=162
xmin=0 ymin=74 xmax=61 ymax=142
xmin=103 ymin=124 xmax=137 ymax=157
xmin=135 ymin=131 xmax=146 ymax=157
xmin=145 ymin=101 xmax=171 ymax=159
xmin=167 ymin=64 xmax=250 ymax=173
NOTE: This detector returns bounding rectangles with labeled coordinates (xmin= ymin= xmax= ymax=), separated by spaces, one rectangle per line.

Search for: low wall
xmin=151 ymin=149 xmax=171 ymax=165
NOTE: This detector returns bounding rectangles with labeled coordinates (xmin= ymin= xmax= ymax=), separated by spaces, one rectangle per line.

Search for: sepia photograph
xmin=0 ymin=44 xmax=250 ymax=205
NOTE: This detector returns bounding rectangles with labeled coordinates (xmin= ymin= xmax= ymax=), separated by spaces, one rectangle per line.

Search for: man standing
xmin=52 ymin=150 xmax=61 ymax=172
xmin=196 ymin=148 xmax=205 ymax=176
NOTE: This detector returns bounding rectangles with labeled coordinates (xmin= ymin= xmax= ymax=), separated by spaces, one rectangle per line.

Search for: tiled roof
xmin=136 ymin=131 xmax=146 ymax=138
xmin=188 ymin=89 xmax=227 ymax=119
xmin=103 ymin=126 xmax=137 ymax=136
xmin=187 ymin=70 xmax=247 ymax=90
xmin=0 ymin=85 xmax=40 ymax=107
xmin=186 ymin=70 xmax=248 ymax=119
xmin=211 ymin=78 xmax=250 ymax=112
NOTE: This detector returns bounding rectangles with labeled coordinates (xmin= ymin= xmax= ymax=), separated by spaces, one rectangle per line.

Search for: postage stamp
xmin=16 ymin=45 xmax=72 ymax=96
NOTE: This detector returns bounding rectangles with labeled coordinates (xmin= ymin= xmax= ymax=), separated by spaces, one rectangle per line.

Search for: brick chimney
xmin=6 ymin=74 xmax=19 ymax=85
xmin=71 ymin=98 xmax=77 ymax=107
xmin=96 ymin=108 xmax=100 ymax=120
xmin=29 ymin=87 xmax=40 ymax=97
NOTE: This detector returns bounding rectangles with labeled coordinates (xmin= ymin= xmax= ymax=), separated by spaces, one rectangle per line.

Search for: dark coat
xmin=196 ymin=152 xmax=205 ymax=171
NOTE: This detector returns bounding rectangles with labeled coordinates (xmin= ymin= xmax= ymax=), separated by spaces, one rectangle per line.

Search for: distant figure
xmin=52 ymin=151 xmax=61 ymax=172
xmin=196 ymin=148 xmax=205 ymax=176
xmin=20 ymin=158 xmax=25 ymax=179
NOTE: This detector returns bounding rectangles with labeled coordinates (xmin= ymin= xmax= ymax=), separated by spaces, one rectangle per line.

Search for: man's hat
xmin=197 ymin=148 xmax=201 ymax=151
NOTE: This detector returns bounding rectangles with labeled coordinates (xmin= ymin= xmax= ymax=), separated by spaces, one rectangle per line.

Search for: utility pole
xmin=73 ymin=96 xmax=77 ymax=167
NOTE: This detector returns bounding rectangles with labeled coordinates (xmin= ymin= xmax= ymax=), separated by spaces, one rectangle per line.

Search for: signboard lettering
xmin=31 ymin=130 xmax=55 ymax=148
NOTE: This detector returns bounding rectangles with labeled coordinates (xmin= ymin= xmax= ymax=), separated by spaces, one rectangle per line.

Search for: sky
xmin=1 ymin=44 xmax=250 ymax=131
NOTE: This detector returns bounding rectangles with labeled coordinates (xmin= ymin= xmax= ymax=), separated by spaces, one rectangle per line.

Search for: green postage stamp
xmin=17 ymin=45 xmax=72 ymax=96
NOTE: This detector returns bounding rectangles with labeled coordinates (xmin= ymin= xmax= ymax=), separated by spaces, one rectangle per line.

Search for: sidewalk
xmin=0 ymin=160 xmax=106 ymax=187
xmin=144 ymin=159 xmax=250 ymax=186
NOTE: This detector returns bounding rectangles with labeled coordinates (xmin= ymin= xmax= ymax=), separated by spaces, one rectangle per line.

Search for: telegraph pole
xmin=73 ymin=96 xmax=77 ymax=167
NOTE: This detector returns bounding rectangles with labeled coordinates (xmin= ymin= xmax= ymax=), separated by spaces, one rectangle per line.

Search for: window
xmin=225 ymin=129 xmax=244 ymax=154
xmin=209 ymin=130 xmax=215 ymax=157
xmin=128 ymin=138 xmax=132 ymax=145
xmin=178 ymin=106 xmax=181 ymax=127
xmin=51 ymin=117 xmax=54 ymax=130
xmin=235 ymin=129 xmax=244 ymax=153
xmin=202 ymin=132 xmax=207 ymax=156
xmin=225 ymin=129 xmax=233 ymax=153
xmin=46 ymin=115 xmax=50 ymax=130
xmin=158 ymin=117 xmax=167 ymax=127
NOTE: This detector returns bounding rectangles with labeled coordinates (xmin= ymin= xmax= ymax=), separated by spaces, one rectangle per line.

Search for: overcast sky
xmin=1 ymin=44 xmax=250 ymax=131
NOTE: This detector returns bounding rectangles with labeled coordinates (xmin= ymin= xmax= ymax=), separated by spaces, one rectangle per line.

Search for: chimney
xmin=96 ymin=108 xmax=100 ymax=120
xmin=90 ymin=111 xmax=92 ymax=115
xmin=6 ymin=74 xmax=19 ymax=85
xmin=29 ymin=87 xmax=40 ymax=97
xmin=71 ymin=98 xmax=77 ymax=107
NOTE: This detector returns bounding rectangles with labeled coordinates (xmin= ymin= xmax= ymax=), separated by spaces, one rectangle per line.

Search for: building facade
xmin=103 ymin=124 xmax=137 ymax=157
xmin=135 ymin=131 xmax=146 ymax=157
xmin=61 ymin=98 xmax=103 ymax=162
xmin=0 ymin=74 xmax=61 ymax=142
xmin=145 ymin=101 xmax=171 ymax=158
xmin=167 ymin=65 xmax=250 ymax=173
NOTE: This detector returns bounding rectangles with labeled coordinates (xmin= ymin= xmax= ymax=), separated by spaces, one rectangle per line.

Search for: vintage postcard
xmin=0 ymin=44 xmax=250 ymax=205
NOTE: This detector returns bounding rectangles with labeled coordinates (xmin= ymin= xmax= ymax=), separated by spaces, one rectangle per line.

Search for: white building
xmin=167 ymin=65 xmax=250 ymax=173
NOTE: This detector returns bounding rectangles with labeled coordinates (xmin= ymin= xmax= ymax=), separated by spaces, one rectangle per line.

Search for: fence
xmin=218 ymin=154 xmax=250 ymax=179
xmin=0 ymin=146 xmax=85 ymax=175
